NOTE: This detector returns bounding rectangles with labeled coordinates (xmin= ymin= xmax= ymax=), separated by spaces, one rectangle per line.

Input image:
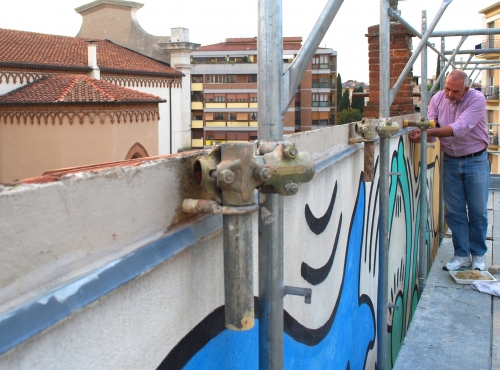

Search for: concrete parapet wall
xmin=0 ymin=116 xmax=441 ymax=369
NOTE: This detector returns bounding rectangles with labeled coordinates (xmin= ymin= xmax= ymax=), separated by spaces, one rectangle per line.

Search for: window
xmin=227 ymin=94 xmax=236 ymax=102
xmin=215 ymin=112 xmax=225 ymax=121
xmin=237 ymin=94 xmax=248 ymax=102
xmin=205 ymin=113 xmax=214 ymax=121
xmin=205 ymin=94 xmax=214 ymax=102
xmin=228 ymin=113 xmax=237 ymax=121
xmin=250 ymin=132 xmax=257 ymax=140
xmin=191 ymin=75 xmax=203 ymax=83
xmin=215 ymin=95 xmax=226 ymax=102
xmin=206 ymin=131 xmax=214 ymax=140
xmin=205 ymin=75 xmax=237 ymax=83
xmin=250 ymin=93 xmax=257 ymax=102
xmin=227 ymin=131 xmax=237 ymax=140
xmin=237 ymin=113 xmax=249 ymax=121
xmin=250 ymin=112 xmax=258 ymax=121
xmin=249 ymin=74 xmax=258 ymax=83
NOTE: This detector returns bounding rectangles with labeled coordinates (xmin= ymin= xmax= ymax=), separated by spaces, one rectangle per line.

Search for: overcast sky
xmin=0 ymin=0 xmax=494 ymax=83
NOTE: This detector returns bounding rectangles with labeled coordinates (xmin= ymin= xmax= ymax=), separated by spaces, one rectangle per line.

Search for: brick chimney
xmin=364 ymin=23 xmax=414 ymax=118
xmin=86 ymin=40 xmax=100 ymax=80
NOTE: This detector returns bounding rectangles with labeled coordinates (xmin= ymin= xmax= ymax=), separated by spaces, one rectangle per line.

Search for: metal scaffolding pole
xmin=378 ymin=3 xmax=390 ymax=369
xmin=419 ymin=11 xmax=429 ymax=294
xmin=258 ymin=1 xmax=284 ymax=368
xmin=431 ymin=36 xmax=467 ymax=94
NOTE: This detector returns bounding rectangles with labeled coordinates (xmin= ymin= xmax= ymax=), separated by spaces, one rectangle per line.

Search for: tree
xmin=336 ymin=73 xmax=342 ymax=108
xmin=338 ymin=89 xmax=351 ymax=112
xmin=350 ymin=86 xmax=364 ymax=113
xmin=337 ymin=108 xmax=363 ymax=125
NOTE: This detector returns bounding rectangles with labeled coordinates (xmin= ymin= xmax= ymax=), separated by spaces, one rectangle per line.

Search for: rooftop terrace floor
xmin=393 ymin=183 xmax=500 ymax=369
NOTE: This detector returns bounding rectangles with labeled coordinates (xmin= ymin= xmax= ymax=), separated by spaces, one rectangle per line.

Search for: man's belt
xmin=446 ymin=148 xmax=486 ymax=159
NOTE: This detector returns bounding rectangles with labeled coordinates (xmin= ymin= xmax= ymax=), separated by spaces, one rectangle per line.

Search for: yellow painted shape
xmin=227 ymin=103 xmax=248 ymax=108
xmin=205 ymin=121 xmax=226 ymax=127
xmin=206 ymin=103 xmax=226 ymax=108
xmin=191 ymin=83 xmax=203 ymax=91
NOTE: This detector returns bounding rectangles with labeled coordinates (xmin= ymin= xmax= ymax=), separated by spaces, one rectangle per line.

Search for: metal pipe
xmin=430 ymin=36 xmax=467 ymax=94
xmin=440 ymin=37 xmax=445 ymax=91
xmin=418 ymin=129 xmax=428 ymax=294
xmin=431 ymin=28 xmax=500 ymax=37
xmin=443 ymin=48 xmax=500 ymax=55
xmin=258 ymin=0 xmax=284 ymax=367
xmin=471 ymin=68 xmax=483 ymax=85
xmin=223 ymin=213 xmax=254 ymax=330
xmin=377 ymin=3 xmax=391 ymax=369
xmin=462 ymin=66 xmax=500 ymax=70
xmin=284 ymin=0 xmax=344 ymax=113
xmin=389 ymin=0 xmax=454 ymax=104
xmin=455 ymin=60 xmax=500 ymax=64
xmin=461 ymin=54 xmax=474 ymax=70
xmin=419 ymin=14 xmax=429 ymax=292
xmin=380 ymin=0 xmax=391 ymax=118
xmin=388 ymin=10 xmax=455 ymax=69
xmin=421 ymin=11 xmax=429 ymax=118
xmin=439 ymin=149 xmax=445 ymax=241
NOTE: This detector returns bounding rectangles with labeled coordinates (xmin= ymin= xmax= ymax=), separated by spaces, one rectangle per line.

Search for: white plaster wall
xmin=0 ymin=156 xmax=189 ymax=314
xmin=131 ymin=86 xmax=171 ymax=155
xmin=0 ymin=231 xmax=225 ymax=370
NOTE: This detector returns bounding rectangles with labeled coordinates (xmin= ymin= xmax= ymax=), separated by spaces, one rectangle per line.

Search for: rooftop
xmin=198 ymin=37 xmax=303 ymax=52
xmin=0 ymin=28 xmax=183 ymax=77
xmin=0 ymin=74 xmax=164 ymax=105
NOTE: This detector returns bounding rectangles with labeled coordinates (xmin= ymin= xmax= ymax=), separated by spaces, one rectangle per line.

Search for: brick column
xmin=365 ymin=23 xmax=414 ymax=118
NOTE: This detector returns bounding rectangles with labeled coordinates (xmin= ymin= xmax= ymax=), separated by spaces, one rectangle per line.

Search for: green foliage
xmin=339 ymin=89 xmax=351 ymax=112
xmin=337 ymin=108 xmax=363 ymax=125
xmin=337 ymin=73 xmax=342 ymax=108
xmin=350 ymin=86 xmax=364 ymax=113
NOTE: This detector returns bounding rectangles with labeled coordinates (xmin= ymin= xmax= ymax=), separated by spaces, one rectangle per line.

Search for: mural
xmin=158 ymin=137 xmax=441 ymax=370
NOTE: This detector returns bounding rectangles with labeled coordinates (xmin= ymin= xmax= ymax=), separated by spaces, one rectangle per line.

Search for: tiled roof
xmin=0 ymin=28 xmax=183 ymax=77
xmin=0 ymin=75 xmax=164 ymax=104
xmin=199 ymin=37 xmax=303 ymax=52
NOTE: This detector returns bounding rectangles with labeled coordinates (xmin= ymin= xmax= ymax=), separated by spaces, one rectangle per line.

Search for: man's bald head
xmin=446 ymin=70 xmax=470 ymax=88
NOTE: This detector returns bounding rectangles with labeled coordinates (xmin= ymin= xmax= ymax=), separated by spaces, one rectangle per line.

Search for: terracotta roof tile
xmin=199 ymin=37 xmax=303 ymax=52
xmin=0 ymin=28 xmax=183 ymax=77
xmin=0 ymin=75 xmax=164 ymax=104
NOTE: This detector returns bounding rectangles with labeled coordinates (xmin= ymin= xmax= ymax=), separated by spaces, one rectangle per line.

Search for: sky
xmin=0 ymin=0 xmax=495 ymax=84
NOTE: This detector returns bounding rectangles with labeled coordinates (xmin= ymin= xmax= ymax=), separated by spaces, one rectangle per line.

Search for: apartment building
xmin=189 ymin=37 xmax=337 ymax=148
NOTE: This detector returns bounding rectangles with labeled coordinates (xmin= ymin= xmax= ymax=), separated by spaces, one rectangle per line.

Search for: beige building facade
xmin=0 ymin=75 xmax=162 ymax=183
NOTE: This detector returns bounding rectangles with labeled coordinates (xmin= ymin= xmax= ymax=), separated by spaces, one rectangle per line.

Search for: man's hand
xmin=409 ymin=129 xmax=422 ymax=143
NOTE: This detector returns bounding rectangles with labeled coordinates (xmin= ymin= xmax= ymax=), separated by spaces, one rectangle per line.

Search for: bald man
xmin=410 ymin=70 xmax=489 ymax=271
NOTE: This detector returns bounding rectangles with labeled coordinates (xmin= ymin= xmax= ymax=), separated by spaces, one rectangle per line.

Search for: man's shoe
xmin=472 ymin=256 xmax=485 ymax=271
xmin=445 ymin=256 xmax=471 ymax=271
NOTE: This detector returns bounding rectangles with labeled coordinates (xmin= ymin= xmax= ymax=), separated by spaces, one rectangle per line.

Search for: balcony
xmin=191 ymin=101 xmax=203 ymax=110
xmin=205 ymin=102 xmax=226 ymax=109
xmin=482 ymin=86 xmax=500 ymax=100
xmin=191 ymin=138 xmax=203 ymax=147
xmin=191 ymin=83 xmax=203 ymax=91
xmin=191 ymin=120 xmax=203 ymax=129
xmin=205 ymin=121 xmax=226 ymax=127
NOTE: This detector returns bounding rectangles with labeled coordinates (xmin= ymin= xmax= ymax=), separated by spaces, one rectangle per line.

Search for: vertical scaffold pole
xmin=258 ymin=0 xmax=284 ymax=368
xmin=418 ymin=10 xmax=429 ymax=295
xmin=378 ymin=2 xmax=391 ymax=369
